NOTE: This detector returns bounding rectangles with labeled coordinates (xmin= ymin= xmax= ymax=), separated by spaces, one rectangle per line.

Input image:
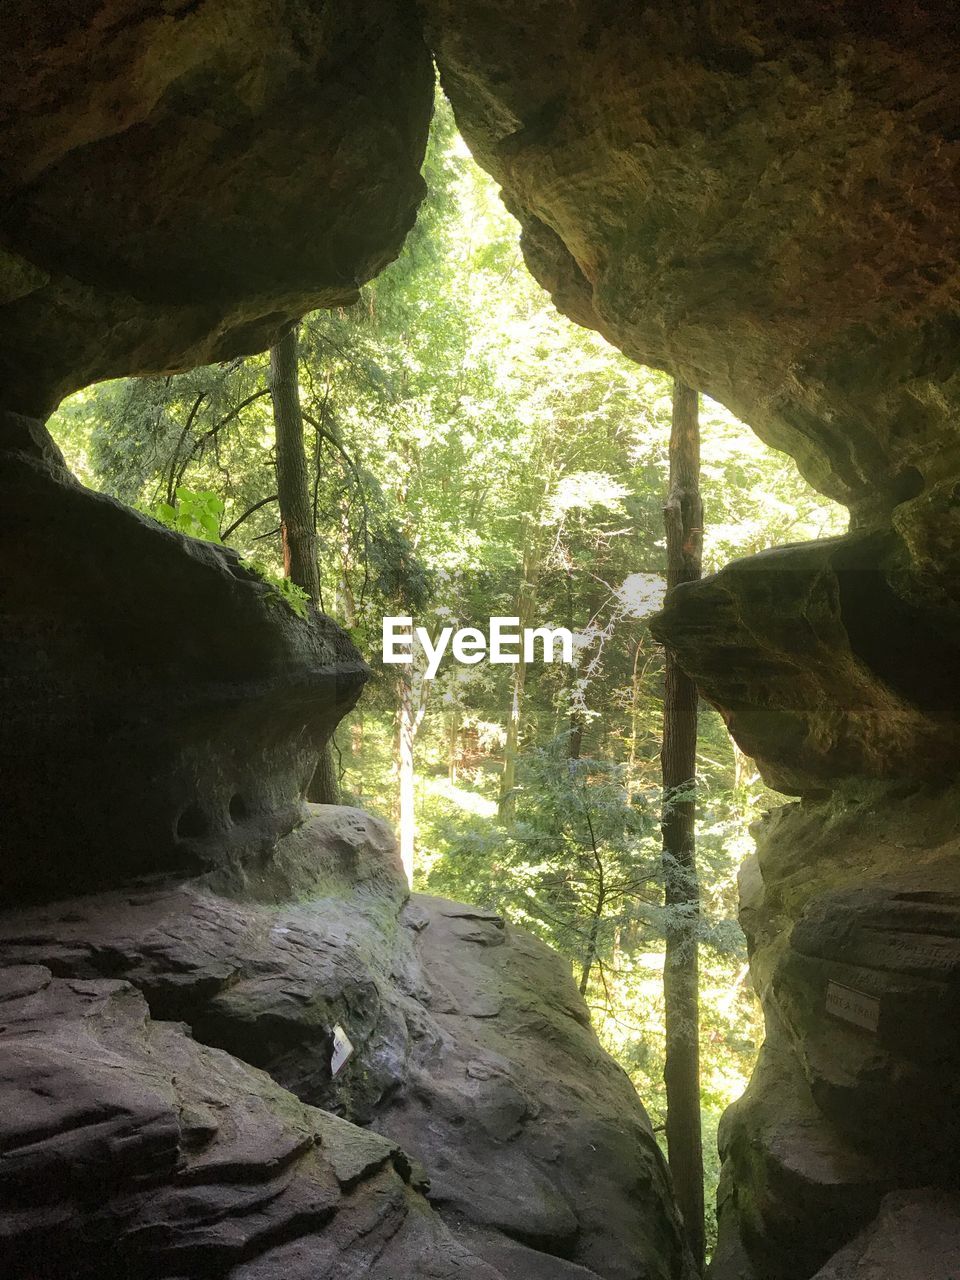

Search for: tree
xmin=660 ymin=379 xmax=705 ymax=1271
xmin=498 ymin=527 xmax=541 ymax=815
xmin=270 ymin=323 xmax=338 ymax=804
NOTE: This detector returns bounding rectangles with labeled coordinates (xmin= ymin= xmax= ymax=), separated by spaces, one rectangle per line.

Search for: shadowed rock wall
xmin=0 ymin=0 xmax=434 ymax=414
xmin=418 ymin=3 xmax=960 ymax=1275
xmin=1 ymin=411 xmax=369 ymax=901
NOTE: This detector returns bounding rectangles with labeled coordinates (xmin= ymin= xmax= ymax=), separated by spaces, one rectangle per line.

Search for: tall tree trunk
xmin=567 ymin=563 xmax=584 ymax=759
xmin=447 ymin=701 xmax=460 ymax=783
xmin=498 ymin=535 xmax=539 ymax=816
xmin=499 ymin=663 xmax=525 ymax=814
xmin=270 ymin=325 xmax=339 ymax=804
xmin=579 ymin=901 xmax=604 ymax=996
xmin=627 ymin=640 xmax=644 ymax=803
xmin=660 ymin=379 xmax=705 ymax=1273
xmin=397 ymin=672 xmax=416 ymax=884
xmin=271 ymin=326 xmax=319 ymax=599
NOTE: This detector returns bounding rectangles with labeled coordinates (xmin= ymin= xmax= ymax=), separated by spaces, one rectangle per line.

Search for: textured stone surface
xmin=0 ymin=0 xmax=433 ymax=414
xmin=810 ymin=1191 xmax=960 ymax=1280
xmin=713 ymin=1023 xmax=889 ymax=1280
xmin=423 ymin=2 xmax=960 ymax=558
xmin=0 ymin=416 xmax=368 ymax=902
xmin=0 ymin=963 xmax=505 ymax=1279
xmin=0 ymin=807 xmax=693 ymax=1280
xmin=708 ymin=783 xmax=960 ymax=1278
xmin=649 ymin=532 xmax=960 ymax=794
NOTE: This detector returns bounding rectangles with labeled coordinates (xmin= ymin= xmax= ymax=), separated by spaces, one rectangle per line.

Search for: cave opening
xmin=43 ymin=89 xmax=849 ymax=1265
xmin=7 ymin=5 xmax=960 ymax=1277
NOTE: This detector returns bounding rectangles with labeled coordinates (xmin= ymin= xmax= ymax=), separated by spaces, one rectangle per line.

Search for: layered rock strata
xmin=703 ymin=783 xmax=960 ymax=1278
xmin=0 ymin=963 xmax=505 ymax=1280
xmin=0 ymin=807 xmax=693 ymax=1280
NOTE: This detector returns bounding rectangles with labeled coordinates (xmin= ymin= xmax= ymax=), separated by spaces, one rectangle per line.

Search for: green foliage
xmin=243 ymin=560 xmax=312 ymax=620
xmin=146 ymin=486 xmax=310 ymax=619
xmin=151 ymin=486 xmax=224 ymax=543
xmin=425 ymin=738 xmax=660 ymax=970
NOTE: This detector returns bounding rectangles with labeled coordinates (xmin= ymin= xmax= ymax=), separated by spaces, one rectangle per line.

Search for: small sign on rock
xmin=825 ymin=980 xmax=880 ymax=1033
xmin=331 ymin=1023 xmax=354 ymax=1077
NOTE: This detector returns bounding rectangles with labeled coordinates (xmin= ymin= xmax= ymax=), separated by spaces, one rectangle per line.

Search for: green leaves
xmin=147 ymin=488 xmax=310 ymax=620
xmin=241 ymin=560 xmax=312 ymax=620
xmin=151 ymin=487 xmax=224 ymax=543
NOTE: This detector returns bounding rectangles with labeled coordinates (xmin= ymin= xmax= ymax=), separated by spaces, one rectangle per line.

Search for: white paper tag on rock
xmin=825 ymin=980 xmax=880 ymax=1033
xmin=331 ymin=1023 xmax=354 ymax=1078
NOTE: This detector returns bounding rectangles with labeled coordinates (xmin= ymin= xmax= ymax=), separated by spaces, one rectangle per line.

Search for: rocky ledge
xmin=0 ymin=414 xmax=369 ymax=902
xmin=0 ymin=0 xmax=433 ymax=415
xmin=0 ymin=805 xmax=693 ymax=1280
xmin=708 ymin=779 xmax=960 ymax=1279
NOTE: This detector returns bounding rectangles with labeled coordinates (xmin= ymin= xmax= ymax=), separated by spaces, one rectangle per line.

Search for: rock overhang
xmin=0 ymin=0 xmax=435 ymax=415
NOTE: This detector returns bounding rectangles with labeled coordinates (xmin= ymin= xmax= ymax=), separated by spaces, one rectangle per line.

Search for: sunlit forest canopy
xmin=48 ymin=93 xmax=846 ymax=1250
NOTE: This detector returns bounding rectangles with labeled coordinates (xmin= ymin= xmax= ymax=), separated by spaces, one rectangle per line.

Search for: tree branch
xmin=221 ymin=493 xmax=278 ymax=542
xmin=175 ymin=387 xmax=271 ymax=489
xmin=166 ymin=391 xmax=206 ymax=504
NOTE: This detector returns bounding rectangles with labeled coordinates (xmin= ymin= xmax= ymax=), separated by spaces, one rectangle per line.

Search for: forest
xmin=49 ymin=95 xmax=845 ymax=1256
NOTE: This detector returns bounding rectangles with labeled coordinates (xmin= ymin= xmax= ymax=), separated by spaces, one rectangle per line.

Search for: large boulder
xmin=810 ymin=1191 xmax=960 ymax=1280
xmin=0 ymin=414 xmax=368 ymax=902
xmin=648 ymin=532 xmax=960 ymax=794
xmin=0 ymin=807 xmax=694 ymax=1280
xmin=0 ymin=962 xmax=506 ymax=1279
xmin=0 ymin=0 xmax=433 ymax=414
xmin=707 ymin=783 xmax=960 ymax=1278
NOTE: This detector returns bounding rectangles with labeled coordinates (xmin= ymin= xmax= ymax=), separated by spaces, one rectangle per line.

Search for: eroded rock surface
xmin=649 ymin=532 xmax=960 ymax=794
xmin=0 ymin=963 xmax=505 ymax=1279
xmin=0 ymin=0 xmax=433 ymax=414
xmin=1 ymin=415 xmax=368 ymax=902
xmin=707 ymin=782 xmax=960 ymax=1278
xmin=810 ymin=1191 xmax=960 ymax=1280
xmin=0 ymin=807 xmax=693 ymax=1280
xmin=423 ymin=2 xmax=960 ymax=556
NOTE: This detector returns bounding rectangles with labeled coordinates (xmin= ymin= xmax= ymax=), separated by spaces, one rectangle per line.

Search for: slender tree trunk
xmin=499 ymin=536 xmax=539 ymax=816
xmin=660 ymin=379 xmax=705 ymax=1273
xmin=447 ymin=702 xmax=460 ymax=783
xmin=272 ymin=327 xmax=319 ymax=599
xmin=394 ymin=640 xmax=432 ymax=886
xmin=579 ymin=891 xmax=605 ymax=995
xmin=398 ymin=672 xmax=416 ymax=884
xmin=338 ymin=503 xmax=358 ymax=627
xmin=500 ymin=664 xmax=525 ymax=814
xmin=627 ymin=640 xmax=644 ymax=802
xmin=270 ymin=325 xmax=339 ymax=804
xmin=731 ymin=734 xmax=748 ymax=793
